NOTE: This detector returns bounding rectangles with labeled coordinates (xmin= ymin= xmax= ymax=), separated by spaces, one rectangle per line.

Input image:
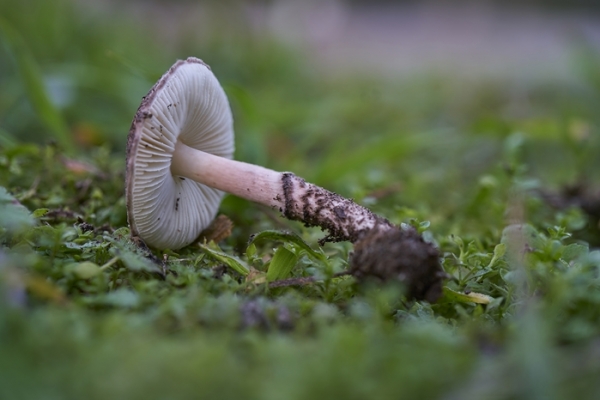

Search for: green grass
xmin=2 ymin=0 xmax=600 ymax=399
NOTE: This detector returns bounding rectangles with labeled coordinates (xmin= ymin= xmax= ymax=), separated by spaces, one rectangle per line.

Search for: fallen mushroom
xmin=126 ymin=57 xmax=444 ymax=301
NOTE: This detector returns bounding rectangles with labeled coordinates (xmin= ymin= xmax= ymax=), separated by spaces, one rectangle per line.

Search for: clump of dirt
xmin=197 ymin=214 xmax=233 ymax=244
xmin=349 ymin=226 xmax=445 ymax=303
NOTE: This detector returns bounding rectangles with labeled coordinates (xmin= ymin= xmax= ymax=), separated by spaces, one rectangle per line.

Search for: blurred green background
xmin=3 ymin=0 xmax=600 ymax=239
xmin=3 ymin=0 xmax=600 ymax=190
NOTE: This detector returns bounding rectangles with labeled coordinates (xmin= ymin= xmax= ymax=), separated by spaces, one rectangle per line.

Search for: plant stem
xmin=100 ymin=256 xmax=119 ymax=271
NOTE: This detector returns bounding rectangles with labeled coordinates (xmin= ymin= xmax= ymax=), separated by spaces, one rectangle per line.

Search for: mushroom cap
xmin=126 ymin=57 xmax=234 ymax=249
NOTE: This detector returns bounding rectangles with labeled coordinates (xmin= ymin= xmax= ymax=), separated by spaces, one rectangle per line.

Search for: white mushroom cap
xmin=126 ymin=57 xmax=234 ymax=249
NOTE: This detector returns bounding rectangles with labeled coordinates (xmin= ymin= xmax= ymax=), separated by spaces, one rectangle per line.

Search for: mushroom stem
xmin=171 ymin=141 xmax=393 ymax=243
xmin=172 ymin=141 xmax=282 ymax=207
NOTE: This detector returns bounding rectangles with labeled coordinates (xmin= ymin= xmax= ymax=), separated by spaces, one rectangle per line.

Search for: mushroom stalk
xmin=171 ymin=140 xmax=393 ymax=243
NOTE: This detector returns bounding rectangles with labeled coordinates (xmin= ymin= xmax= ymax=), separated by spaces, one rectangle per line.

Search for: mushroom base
xmin=279 ymin=173 xmax=393 ymax=244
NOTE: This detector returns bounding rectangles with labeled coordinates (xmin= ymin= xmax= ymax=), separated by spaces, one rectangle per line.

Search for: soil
xmin=540 ymin=184 xmax=600 ymax=244
xmin=197 ymin=214 xmax=234 ymax=244
xmin=239 ymin=299 xmax=295 ymax=331
xmin=349 ymin=226 xmax=444 ymax=303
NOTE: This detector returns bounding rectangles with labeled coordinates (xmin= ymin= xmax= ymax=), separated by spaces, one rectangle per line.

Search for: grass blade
xmin=0 ymin=17 xmax=74 ymax=153
xmin=0 ymin=127 xmax=18 ymax=149
xmin=442 ymin=287 xmax=492 ymax=304
xmin=248 ymin=230 xmax=328 ymax=265
xmin=199 ymin=243 xmax=249 ymax=276
xmin=266 ymin=246 xmax=298 ymax=282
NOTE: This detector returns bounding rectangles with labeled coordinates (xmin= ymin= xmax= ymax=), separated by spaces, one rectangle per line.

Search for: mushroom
xmin=126 ymin=57 xmax=445 ymax=301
